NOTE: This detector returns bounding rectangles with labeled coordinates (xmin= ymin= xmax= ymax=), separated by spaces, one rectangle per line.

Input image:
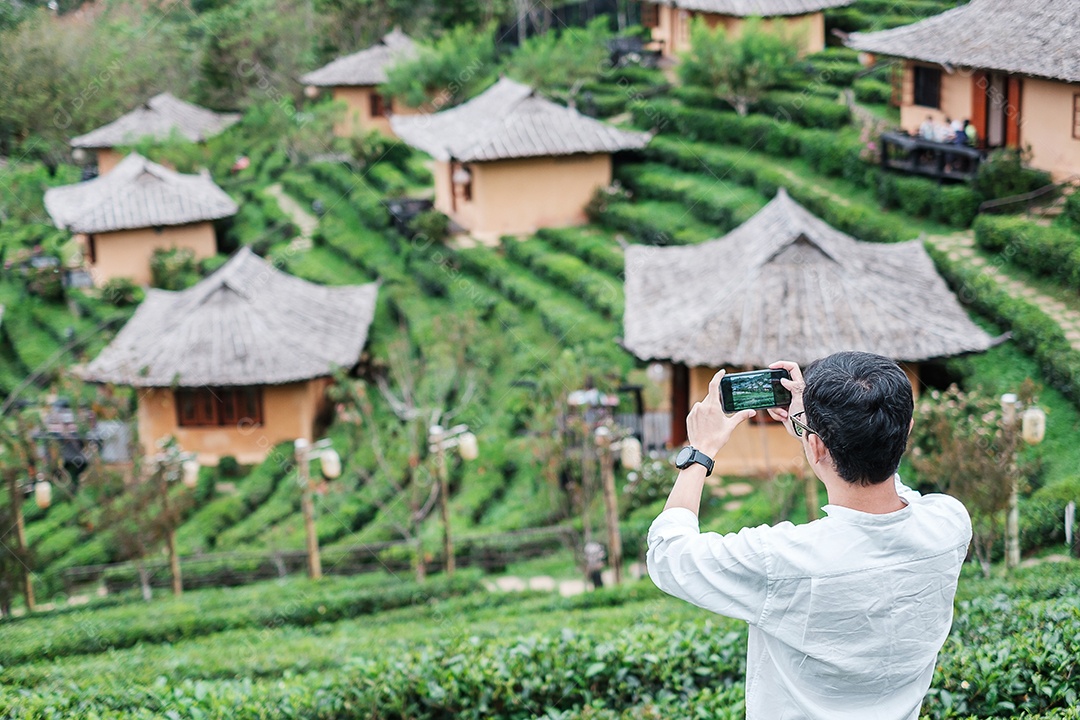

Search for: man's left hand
xmin=687 ymin=370 xmax=757 ymax=458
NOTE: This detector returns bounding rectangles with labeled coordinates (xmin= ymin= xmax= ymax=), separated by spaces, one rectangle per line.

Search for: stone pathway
xmin=485 ymin=562 xmax=647 ymax=598
xmin=265 ymin=183 xmax=318 ymax=251
xmin=925 ymin=231 xmax=1080 ymax=350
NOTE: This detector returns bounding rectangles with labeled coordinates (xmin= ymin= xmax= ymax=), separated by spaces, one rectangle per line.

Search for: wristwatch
xmin=675 ymin=446 xmax=714 ymax=476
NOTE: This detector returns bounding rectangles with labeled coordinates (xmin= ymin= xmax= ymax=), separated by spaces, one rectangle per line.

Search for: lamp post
xmin=294 ymin=438 xmax=342 ymax=580
xmin=428 ymin=424 xmax=478 ymax=577
xmin=148 ymin=441 xmax=200 ymax=596
xmin=1001 ymin=393 xmax=1046 ymax=569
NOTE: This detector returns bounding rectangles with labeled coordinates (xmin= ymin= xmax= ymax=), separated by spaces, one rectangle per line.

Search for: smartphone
xmin=719 ymin=369 xmax=793 ymax=413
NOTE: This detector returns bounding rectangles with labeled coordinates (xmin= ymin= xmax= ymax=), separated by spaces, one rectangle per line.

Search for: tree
xmin=504 ymin=16 xmax=613 ymax=96
xmin=909 ymin=384 xmax=1031 ymax=578
xmin=678 ymin=17 xmax=797 ymax=116
xmin=382 ymin=23 xmax=498 ymax=111
xmin=330 ymin=317 xmax=478 ymax=581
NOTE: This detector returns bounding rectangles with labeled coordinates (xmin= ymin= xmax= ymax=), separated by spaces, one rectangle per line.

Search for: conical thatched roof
xmin=848 ymin=0 xmax=1080 ymax=84
xmin=301 ymin=29 xmax=416 ymax=87
xmin=391 ymin=77 xmax=650 ymax=162
xmin=83 ymin=248 xmax=378 ymax=388
xmin=623 ymin=190 xmax=997 ymax=367
xmin=70 ymin=93 xmax=240 ymax=150
xmin=655 ymin=0 xmax=854 ymax=16
xmin=44 ymin=153 xmax=238 ymax=234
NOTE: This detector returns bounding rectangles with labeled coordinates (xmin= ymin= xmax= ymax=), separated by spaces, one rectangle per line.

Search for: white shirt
xmin=647 ymin=476 xmax=971 ymax=720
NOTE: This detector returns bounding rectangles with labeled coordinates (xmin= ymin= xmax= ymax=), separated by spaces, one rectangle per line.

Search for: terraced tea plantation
xmin=2 ymin=562 xmax=1080 ymax=718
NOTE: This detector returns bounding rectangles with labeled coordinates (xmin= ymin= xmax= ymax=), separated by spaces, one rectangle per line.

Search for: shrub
xmin=1065 ymin=191 xmax=1080 ymax=228
xmin=100 ymin=277 xmax=143 ymax=307
xmin=150 ymin=247 xmax=200 ymax=290
xmin=853 ymin=77 xmax=892 ymax=105
xmin=410 ymin=209 xmax=450 ymax=244
xmin=1020 ymin=476 xmax=1080 ymax=552
xmin=757 ymin=91 xmax=851 ymax=130
xmin=933 ymin=185 xmax=982 ymax=227
xmin=973 ymin=215 xmax=1080 ymax=291
xmin=974 ymin=147 xmax=1053 ymax=201
xmin=893 ymin=175 xmax=936 ymax=217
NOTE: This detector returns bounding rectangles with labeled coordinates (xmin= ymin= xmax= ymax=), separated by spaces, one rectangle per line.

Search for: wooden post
xmin=295 ymin=440 xmax=322 ymax=580
xmin=4 ymin=470 xmax=34 ymax=613
xmin=434 ymin=432 xmax=455 ymax=577
xmin=598 ymin=439 xmax=623 ymax=585
xmin=1001 ymin=396 xmax=1021 ymax=570
xmin=159 ymin=469 xmax=183 ymax=596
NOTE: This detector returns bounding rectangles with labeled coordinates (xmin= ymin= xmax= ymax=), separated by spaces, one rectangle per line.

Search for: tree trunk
xmin=413 ymin=535 xmax=426 ymax=583
xmin=136 ymin=561 xmax=153 ymax=602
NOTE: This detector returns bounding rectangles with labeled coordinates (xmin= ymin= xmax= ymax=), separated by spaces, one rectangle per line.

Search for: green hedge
xmin=500 ymin=237 xmax=623 ymax=320
xmin=643 ymin=137 xmax=914 ymax=245
xmin=973 ymin=216 xmax=1080 ymax=291
xmin=927 ymin=242 xmax=1080 ymax=407
xmin=853 ymin=77 xmax=892 ymax=105
xmin=670 ymin=87 xmax=851 ymax=129
xmin=535 ymin=228 xmax=624 ymax=277
xmin=1065 ymin=192 xmax=1080 ymax=227
xmin=615 ymin=163 xmax=766 ymax=230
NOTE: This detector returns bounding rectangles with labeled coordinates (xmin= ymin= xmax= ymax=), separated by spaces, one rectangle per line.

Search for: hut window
xmin=370 ymin=92 xmax=388 ymax=118
xmin=913 ymin=66 xmax=941 ymax=109
xmin=641 ymin=3 xmax=659 ymax=28
xmin=1073 ymin=94 xmax=1080 ymax=140
xmin=177 ymin=387 xmax=264 ymax=428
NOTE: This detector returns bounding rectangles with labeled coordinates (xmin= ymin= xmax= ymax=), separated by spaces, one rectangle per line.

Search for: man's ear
xmin=807 ymin=434 xmax=829 ymax=466
xmin=908 ymin=418 xmax=914 ymax=436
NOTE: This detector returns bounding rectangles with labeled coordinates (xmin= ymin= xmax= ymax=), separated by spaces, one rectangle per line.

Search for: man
xmin=647 ymin=352 xmax=971 ymax=720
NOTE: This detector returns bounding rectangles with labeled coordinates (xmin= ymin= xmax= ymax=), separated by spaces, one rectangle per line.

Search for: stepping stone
xmin=558 ymin=579 xmax=588 ymax=597
xmin=527 ymin=576 xmax=557 ymax=592
xmin=493 ymin=576 xmax=527 ymax=592
xmin=725 ymin=482 xmax=754 ymax=497
xmin=723 ymin=500 xmax=744 ymax=512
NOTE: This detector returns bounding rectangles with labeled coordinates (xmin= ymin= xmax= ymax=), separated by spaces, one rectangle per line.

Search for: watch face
xmin=675 ymin=446 xmax=693 ymax=468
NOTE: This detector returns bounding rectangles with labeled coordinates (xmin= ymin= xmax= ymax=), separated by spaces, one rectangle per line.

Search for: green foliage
xmin=974 ymin=216 xmax=1080 ymax=292
xmin=410 ymin=209 xmax=451 ymax=243
xmin=100 ymin=277 xmax=143 ymax=307
xmin=1064 ymin=192 xmax=1080 ymax=228
xmin=853 ymin=77 xmax=892 ymax=104
xmin=974 ymin=148 xmax=1054 ymax=201
xmin=678 ymin=17 xmax=798 ymax=116
xmin=149 ymin=247 xmax=200 ymax=291
xmin=383 ymin=23 xmax=498 ymax=110
xmin=927 ymin=243 xmax=1080 ymax=409
xmin=616 ymin=162 xmax=766 ymax=230
xmin=505 ymin=17 xmax=613 ymax=95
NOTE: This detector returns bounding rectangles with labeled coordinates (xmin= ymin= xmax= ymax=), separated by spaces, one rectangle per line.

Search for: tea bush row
xmin=974 ymin=216 xmax=1080 ymax=292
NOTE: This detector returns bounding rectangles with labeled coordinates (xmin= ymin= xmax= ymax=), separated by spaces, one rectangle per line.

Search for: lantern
xmin=35 ymin=481 xmax=52 ymax=510
xmin=620 ymin=436 xmax=643 ymax=471
xmin=457 ymin=432 xmax=479 ymax=462
xmin=303 ymin=85 xmax=320 ymax=99
xmin=647 ymin=362 xmax=669 ymax=384
xmin=320 ymin=448 xmax=342 ymax=479
xmin=1021 ymin=407 xmax=1046 ymax=445
xmin=451 ymin=167 xmax=472 ymax=186
xmin=71 ymin=147 xmax=88 ymax=164
xmin=1000 ymin=393 xmax=1019 ymax=425
xmin=857 ymin=52 xmax=875 ymax=68
xmin=181 ymin=459 xmax=201 ymax=489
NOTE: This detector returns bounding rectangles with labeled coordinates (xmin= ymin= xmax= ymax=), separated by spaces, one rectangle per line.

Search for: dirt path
xmin=485 ymin=562 xmax=647 ymax=598
xmin=924 ymin=231 xmax=1080 ymax=350
xmin=265 ymin=183 xmax=318 ymax=251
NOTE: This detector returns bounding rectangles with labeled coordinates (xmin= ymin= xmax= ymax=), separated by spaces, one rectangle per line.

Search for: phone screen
xmin=720 ymin=369 xmax=793 ymax=413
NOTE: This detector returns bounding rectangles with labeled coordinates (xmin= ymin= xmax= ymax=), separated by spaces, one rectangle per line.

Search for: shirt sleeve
xmin=646 ymin=507 xmax=770 ymax=624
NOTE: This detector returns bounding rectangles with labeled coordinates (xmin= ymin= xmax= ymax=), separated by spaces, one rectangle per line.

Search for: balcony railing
xmin=880 ymin=131 xmax=986 ymax=182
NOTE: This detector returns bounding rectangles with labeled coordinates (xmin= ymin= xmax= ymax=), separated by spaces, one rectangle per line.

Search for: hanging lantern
xmin=620 ymin=436 xmax=643 ymax=471
xmin=303 ymin=85 xmax=320 ymax=99
xmin=1021 ymin=407 xmax=1046 ymax=445
xmin=646 ymin=362 xmax=669 ymax=384
xmin=451 ymin=167 xmax=472 ymax=185
xmin=181 ymin=459 xmax=201 ymax=489
xmin=457 ymin=432 xmax=479 ymax=461
xmin=320 ymin=448 xmax=342 ymax=479
xmin=1000 ymin=393 xmax=1019 ymax=425
xmin=71 ymin=147 xmax=88 ymax=164
xmin=35 ymin=481 xmax=52 ymax=510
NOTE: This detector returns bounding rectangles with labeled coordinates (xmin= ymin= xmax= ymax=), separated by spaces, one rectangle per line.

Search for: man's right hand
xmin=766 ymin=360 xmax=806 ymax=437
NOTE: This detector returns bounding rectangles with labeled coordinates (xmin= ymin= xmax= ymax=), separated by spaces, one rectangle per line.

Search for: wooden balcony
xmin=880 ymin=131 xmax=986 ymax=182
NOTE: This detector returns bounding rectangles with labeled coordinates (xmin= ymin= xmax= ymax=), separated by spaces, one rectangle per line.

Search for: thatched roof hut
xmin=848 ymin=0 xmax=1080 ymax=84
xmin=70 ymin=93 xmax=240 ymax=150
xmin=44 ymin=153 xmax=237 ymax=235
xmin=83 ymin=247 xmax=378 ymax=388
xmin=391 ymin=78 xmax=650 ymax=163
xmin=623 ymin=189 xmax=997 ymax=367
xmin=301 ymin=28 xmax=416 ymax=87
xmin=654 ymin=0 xmax=854 ymax=16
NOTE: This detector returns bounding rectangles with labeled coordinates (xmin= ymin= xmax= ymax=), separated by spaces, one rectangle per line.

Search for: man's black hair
xmin=802 ymin=351 xmax=913 ymax=486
